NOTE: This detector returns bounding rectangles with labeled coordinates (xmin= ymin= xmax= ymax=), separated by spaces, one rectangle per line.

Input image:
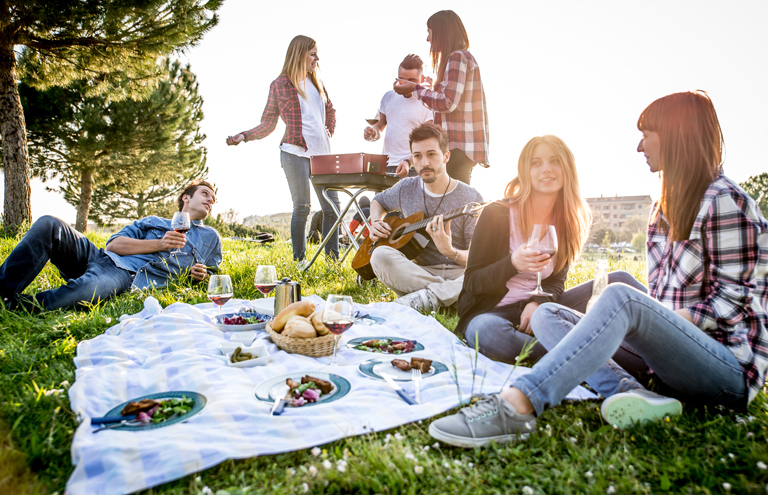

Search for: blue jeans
xmin=512 ymin=283 xmax=747 ymax=416
xmin=465 ymin=271 xmax=648 ymax=375
xmin=280 ymin=151 xmax=340 ymax=261
xmin=0 ymin=216 xmax=134 ymax=310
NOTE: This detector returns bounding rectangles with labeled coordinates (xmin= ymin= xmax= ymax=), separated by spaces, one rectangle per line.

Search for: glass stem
xmin=332 ymin=335 xmax=339 ymax=365
xmin=537 ymin=272 xmax=543 ymax=292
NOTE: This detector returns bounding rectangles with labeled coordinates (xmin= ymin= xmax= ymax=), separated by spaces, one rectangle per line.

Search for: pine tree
xmin=0 ymin=0 xmax=221 ymax=232
xmin=22 ymin=58 xmax=208 ymax=231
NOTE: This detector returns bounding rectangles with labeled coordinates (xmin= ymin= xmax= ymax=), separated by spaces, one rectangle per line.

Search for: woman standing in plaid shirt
xmin=393 ymin=10 xmax=489 ymax=185
xmin=429 ymin=91 xmax=768 ymax=448
xmin=226 ymin=35 xmax=340 ymax=262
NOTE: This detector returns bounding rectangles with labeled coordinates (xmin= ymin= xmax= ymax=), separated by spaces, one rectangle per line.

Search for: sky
xmin=11 ymin=0 xmax=768 ymax=223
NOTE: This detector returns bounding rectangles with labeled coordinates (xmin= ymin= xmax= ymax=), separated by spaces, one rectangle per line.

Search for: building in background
xmin=586 ymin=195 xmax=653 ymax=230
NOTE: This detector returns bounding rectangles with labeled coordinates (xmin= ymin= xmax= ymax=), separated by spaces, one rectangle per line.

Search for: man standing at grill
xmin=364 ymin=54 xmax=434 ymax=177
xmin=368 ymin=123 xmax=482 ymax=312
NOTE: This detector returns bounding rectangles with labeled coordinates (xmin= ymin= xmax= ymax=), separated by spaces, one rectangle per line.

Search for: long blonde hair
xmin=280 ymin=35 xmax=326 ymax=103
xmin=638 ymin=91 xmax=723 ymax=241
xmin=504 ymin=135 xmax=591 ymax=273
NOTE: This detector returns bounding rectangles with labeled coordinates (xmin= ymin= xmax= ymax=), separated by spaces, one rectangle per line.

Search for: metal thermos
xmin=274 ymin=277 xmax=301 ymax=315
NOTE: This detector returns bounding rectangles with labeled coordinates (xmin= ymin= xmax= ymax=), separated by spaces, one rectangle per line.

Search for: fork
xmin=270 ymin=384 xmax=290 ymax=416
xmin=412 ymin=368 xmax=422 ymax=404
xmin=92 ymin=419 xmax=145 ymax=433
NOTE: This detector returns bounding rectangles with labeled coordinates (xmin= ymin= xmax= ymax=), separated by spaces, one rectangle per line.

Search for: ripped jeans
xmin=280 ymin=151 xmax=340 ymax=261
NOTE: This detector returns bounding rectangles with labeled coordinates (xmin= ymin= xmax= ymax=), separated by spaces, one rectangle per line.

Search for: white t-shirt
xmin=378 ymin=90 xmax=433 ymax=168
xmin=281 ymin=78 xmax=331 ymax=158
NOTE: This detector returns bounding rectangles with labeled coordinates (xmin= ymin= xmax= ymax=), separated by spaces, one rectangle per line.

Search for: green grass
xmin=0 ymin=233 xmax=767 ymax=494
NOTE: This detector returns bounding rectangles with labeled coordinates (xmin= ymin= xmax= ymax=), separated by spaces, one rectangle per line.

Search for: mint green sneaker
xmin=601 ymin=389 xmax=682 ymax=428
xmin=428 ymin=394 xmax=536 ymax=448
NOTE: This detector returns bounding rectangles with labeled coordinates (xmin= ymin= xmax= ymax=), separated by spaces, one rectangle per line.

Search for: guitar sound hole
xmin=390 ymin=224 xmax=409 ymax=243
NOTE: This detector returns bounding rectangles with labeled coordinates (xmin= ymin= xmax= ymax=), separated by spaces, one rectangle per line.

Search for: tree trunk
xmin=0 ymin=35 xmax=31 ymax=233
xmin=75 ymin=169 xmax=93 ymax=232
xmin=136 ymin=191 xmax=146 ymax=218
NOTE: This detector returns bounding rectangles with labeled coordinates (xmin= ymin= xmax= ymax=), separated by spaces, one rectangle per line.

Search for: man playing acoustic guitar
xmin=368 ymin=123 xmax=483 ymax=312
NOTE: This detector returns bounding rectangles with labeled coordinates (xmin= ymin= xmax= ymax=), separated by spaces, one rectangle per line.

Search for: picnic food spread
xmin=391 ymin=357 xmax=432 ymax=372
xmin=271 ymin=301 xmax=331 ymax=338
xmin=222 ymin=314 xmax=268 ymax=325
xmin=230 ymin=347 xmax=258 ymax=363
xmin=285 ymin=375 xmax=334 ymax=407
xmin=120 ymin=396 xmax=195 ymax=424
xmin=354 ymin=338 xmax=417 ymax=353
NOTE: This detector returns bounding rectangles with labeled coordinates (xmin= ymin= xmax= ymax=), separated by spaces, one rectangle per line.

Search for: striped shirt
xmin=413 ymin=51 xmax=489 ymax=166
xmin=240 ymin=75 xmax=336 ymax=151
xmin=647 ymin=175 xmax=768 ymax=403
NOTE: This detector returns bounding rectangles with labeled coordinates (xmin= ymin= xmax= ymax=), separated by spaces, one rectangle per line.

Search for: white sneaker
xmin=393 ymin=289 xmax=439 ymax=312
xmin=601 ymin=389 xmax=682 ymax=428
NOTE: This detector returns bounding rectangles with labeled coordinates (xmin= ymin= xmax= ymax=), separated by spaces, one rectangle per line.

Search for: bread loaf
xmin=310 ymin=310 xmax=330 ymax=336
xmin=282 ymin=315 xmax=317 ymax=339
xmin=272 ymin=300 xmax=315 ymax=331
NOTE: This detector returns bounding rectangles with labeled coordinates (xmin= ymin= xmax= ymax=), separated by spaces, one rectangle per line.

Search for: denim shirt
xmin=105 ymin=216 xmax=223 ymax=290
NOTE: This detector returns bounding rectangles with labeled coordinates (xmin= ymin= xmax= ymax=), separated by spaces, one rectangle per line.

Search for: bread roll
xmin=272 ymin=300 xmax=315 ymax=331
xmin=310 ymin=311 xmax=330 ymax=336
xmin=282 ymin=315 xmax=317 ymax=339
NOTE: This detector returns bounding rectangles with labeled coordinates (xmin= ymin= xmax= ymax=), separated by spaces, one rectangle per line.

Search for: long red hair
xmin=638 ymin=91 xmax=724 ymax=241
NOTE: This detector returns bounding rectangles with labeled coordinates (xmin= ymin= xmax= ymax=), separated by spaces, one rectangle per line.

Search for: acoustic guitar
xmin=351 ymin=202 xmax=482 ymax=280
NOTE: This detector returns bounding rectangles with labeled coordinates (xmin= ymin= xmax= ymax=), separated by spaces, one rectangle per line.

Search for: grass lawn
xmin=1 ymin=232 xmax=767 ymax=494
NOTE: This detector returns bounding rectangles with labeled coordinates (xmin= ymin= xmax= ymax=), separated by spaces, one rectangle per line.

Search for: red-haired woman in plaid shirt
xmin=429 ymin=91 xmax=768 ymax=448
xmin=226 ymin=35 xmax=339 ymax=262
xmin=393 ymin=10 xmax=489 ymax=186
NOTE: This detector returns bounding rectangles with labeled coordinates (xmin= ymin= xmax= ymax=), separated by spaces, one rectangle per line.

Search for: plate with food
xmin=101 ymin=391 xmax=206 ymax=431
xmin=346 ymin=337 xmax=424 ymax=354
xmin=254 ymin=372 xmax=351 ymax=408
xmin=214 ymin=312 xmax=271 ymax=331
xmin=359 ymin=357 xmax=448 ymax=381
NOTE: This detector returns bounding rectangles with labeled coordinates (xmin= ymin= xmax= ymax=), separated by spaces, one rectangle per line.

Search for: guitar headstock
xmin=462 ymin=202 xmax=483 ymax=217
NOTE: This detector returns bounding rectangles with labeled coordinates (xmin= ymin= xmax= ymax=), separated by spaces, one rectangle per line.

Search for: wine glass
xmin=170 ymin=212 xmax=191 ymax=255
xmin=208 ymin=275 xmax=233 ymax=313
xmin=254 ymin=265 xmax=278 ymax=296
xmin=526 ymin=225 xmax=558 ymax=296
xmin=322 ymin=295 xmax=354 ymax=366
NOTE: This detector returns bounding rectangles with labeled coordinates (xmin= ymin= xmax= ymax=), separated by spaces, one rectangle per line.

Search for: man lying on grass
xmin=0 ymin=180 xmax=222 ymax=311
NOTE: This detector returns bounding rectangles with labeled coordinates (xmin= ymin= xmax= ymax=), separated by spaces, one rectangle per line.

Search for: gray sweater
xmin=373 ymin=177 xmax=483 ymax=266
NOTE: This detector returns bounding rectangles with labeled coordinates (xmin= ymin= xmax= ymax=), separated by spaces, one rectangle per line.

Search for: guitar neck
xmin=403 ymin=206 xmax=471 ymax=235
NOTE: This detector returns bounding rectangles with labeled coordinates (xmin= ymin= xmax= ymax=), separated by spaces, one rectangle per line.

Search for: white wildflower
xmin=44 ymin=389 xmax=62 ymax=396
xmin=308 ymin=466 xmax=318 ymax=477
xmin=322 ymin=460 xmax=332 ymax=470
xmin=607 ymin=486 xmax=616 ymax=494
xmin=758 ymin=461 xmax=767 ymax=470
xmin=522 ymin=486 xmax=534 ymax=495
xmin=576 ymin=421 xmax=583 ymax=427
xmin=414 ymin=465 xmax=423 ymax=475
xmin=721 ymin=458 xmax=727 ymax=463
xmin=608 ymin=464 xmax=614 ymax=470
xmin=195 ymin=477 xmax=201 ymax=483
xmin=343 ymin=449 xmax=350 ymax=460
xmin=301 ymin=483 xmax=309 ymax=493
xmin=384 ymin=433 xmax=392 ymax=444
xmin=444 ymin=462 xmax=450 ymax=469
xmin=337 ymin=464 xmax=346 ymax=473
xmin=728 ymin=453 xmax=735 ymax=459
xmin=105 ymin=317 xmax=112 ymax=323
xmin=453 ymin=459 xmax=462 ymax=465
xmin=60 ymin=380 xmax=70 ymax=388
xmin=418 ymin=420 xmax=422 ymax=424
xmin=722 ymin=482 xmax=732 ymax=492
xmin=613 ymin=424 xmax=619 ymax=430
xmin=422 ymin=445 xmax=430 ymax=451
xmin=288 ymin=468 xmax=296 ymax=475
xmin=468 ymin=462 xmax=474 ymax=468
xmin=570 ymin=437 xmax=577 ymax=444
xmin=433 ymin=442 xmax=440 ymax=449
xmin=525 ymin=422 xmax=533 ymax=431
xmin=748 ymin=432 xmax=755 ymax=438
xmin=395 ymin=433 xmax=404 ymax=440
xmin=311 ymin=447 xmax=321 ymax=457
xmin=585 ymin=471 xmax=593 ymax=478
xmin=202 ymin=487 xmax=213 ymax=495
xmin=405 ymin=452 xmax=415 ymax=461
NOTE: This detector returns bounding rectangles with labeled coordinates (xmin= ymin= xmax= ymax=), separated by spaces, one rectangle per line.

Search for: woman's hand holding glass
xmin=510 ymin=243 xmax=553 ymax=273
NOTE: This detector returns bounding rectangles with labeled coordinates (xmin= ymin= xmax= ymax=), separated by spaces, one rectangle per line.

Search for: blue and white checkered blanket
xmin=66 ymin=296 xmax=596 ymax=495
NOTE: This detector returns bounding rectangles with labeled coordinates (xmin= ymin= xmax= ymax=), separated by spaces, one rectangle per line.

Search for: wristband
xmin=405 ymin=158 xmax=412 ymax=167
xmin=450 ymin=249 xmax=460 ymax=262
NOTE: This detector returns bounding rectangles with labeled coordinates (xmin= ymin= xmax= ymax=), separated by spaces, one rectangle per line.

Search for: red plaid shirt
xmin=240 ymin=75 xmax=336 ymax=150
xmin=413 ymin=51 xmax=489 ymax=166
xmin=647 ymin=175 xmax=768 ymax=403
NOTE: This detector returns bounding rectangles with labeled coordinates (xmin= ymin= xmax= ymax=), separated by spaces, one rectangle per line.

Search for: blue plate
xmin=103 ymin=391 xmax=206 ymax=431
xmin=254 ymin=372 xmax=350 ymax=407
xmin=346 ymin=336 xmax=424 ymax=354
xmin=214 ymin=312 xmax=271 ymax=331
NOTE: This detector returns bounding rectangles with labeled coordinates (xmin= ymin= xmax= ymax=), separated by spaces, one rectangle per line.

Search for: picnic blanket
xmin=66 ymin=296 xmax=597 ymax=495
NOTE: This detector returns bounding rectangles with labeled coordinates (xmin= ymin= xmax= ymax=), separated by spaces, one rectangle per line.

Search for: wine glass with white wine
xmin=526 ymin=224 xmax=558 ymax=296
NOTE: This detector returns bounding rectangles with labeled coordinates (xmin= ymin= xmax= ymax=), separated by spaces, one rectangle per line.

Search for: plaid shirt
xmin=413 ymin=51 xmax=489 ymax=166
xmin=240 ymin=75 xmax=336 ymax=150
xmin=647 ymin=175 xmax=768 ymax=403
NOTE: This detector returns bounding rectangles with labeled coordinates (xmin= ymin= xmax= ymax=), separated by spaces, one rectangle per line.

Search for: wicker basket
xmin=266 ymin=322 xmax=337 ymax=357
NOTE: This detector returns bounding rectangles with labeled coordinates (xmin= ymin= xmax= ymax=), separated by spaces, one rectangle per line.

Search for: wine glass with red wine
xmin=254 ymin=265 xmax=278 ymax=296
xmin=170 ymin=212 xmax=191 ymax=255
xmin=207 ymin=275 xmax=233 ymax=312
xmin=322 ymin=294 xmax=354 ymax=366
xmin=526 ymin=224 xmax=558 ymax=296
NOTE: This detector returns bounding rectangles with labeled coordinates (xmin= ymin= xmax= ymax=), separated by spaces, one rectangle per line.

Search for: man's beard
xmin=420 ymin=169 xmax=437 ymax=183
